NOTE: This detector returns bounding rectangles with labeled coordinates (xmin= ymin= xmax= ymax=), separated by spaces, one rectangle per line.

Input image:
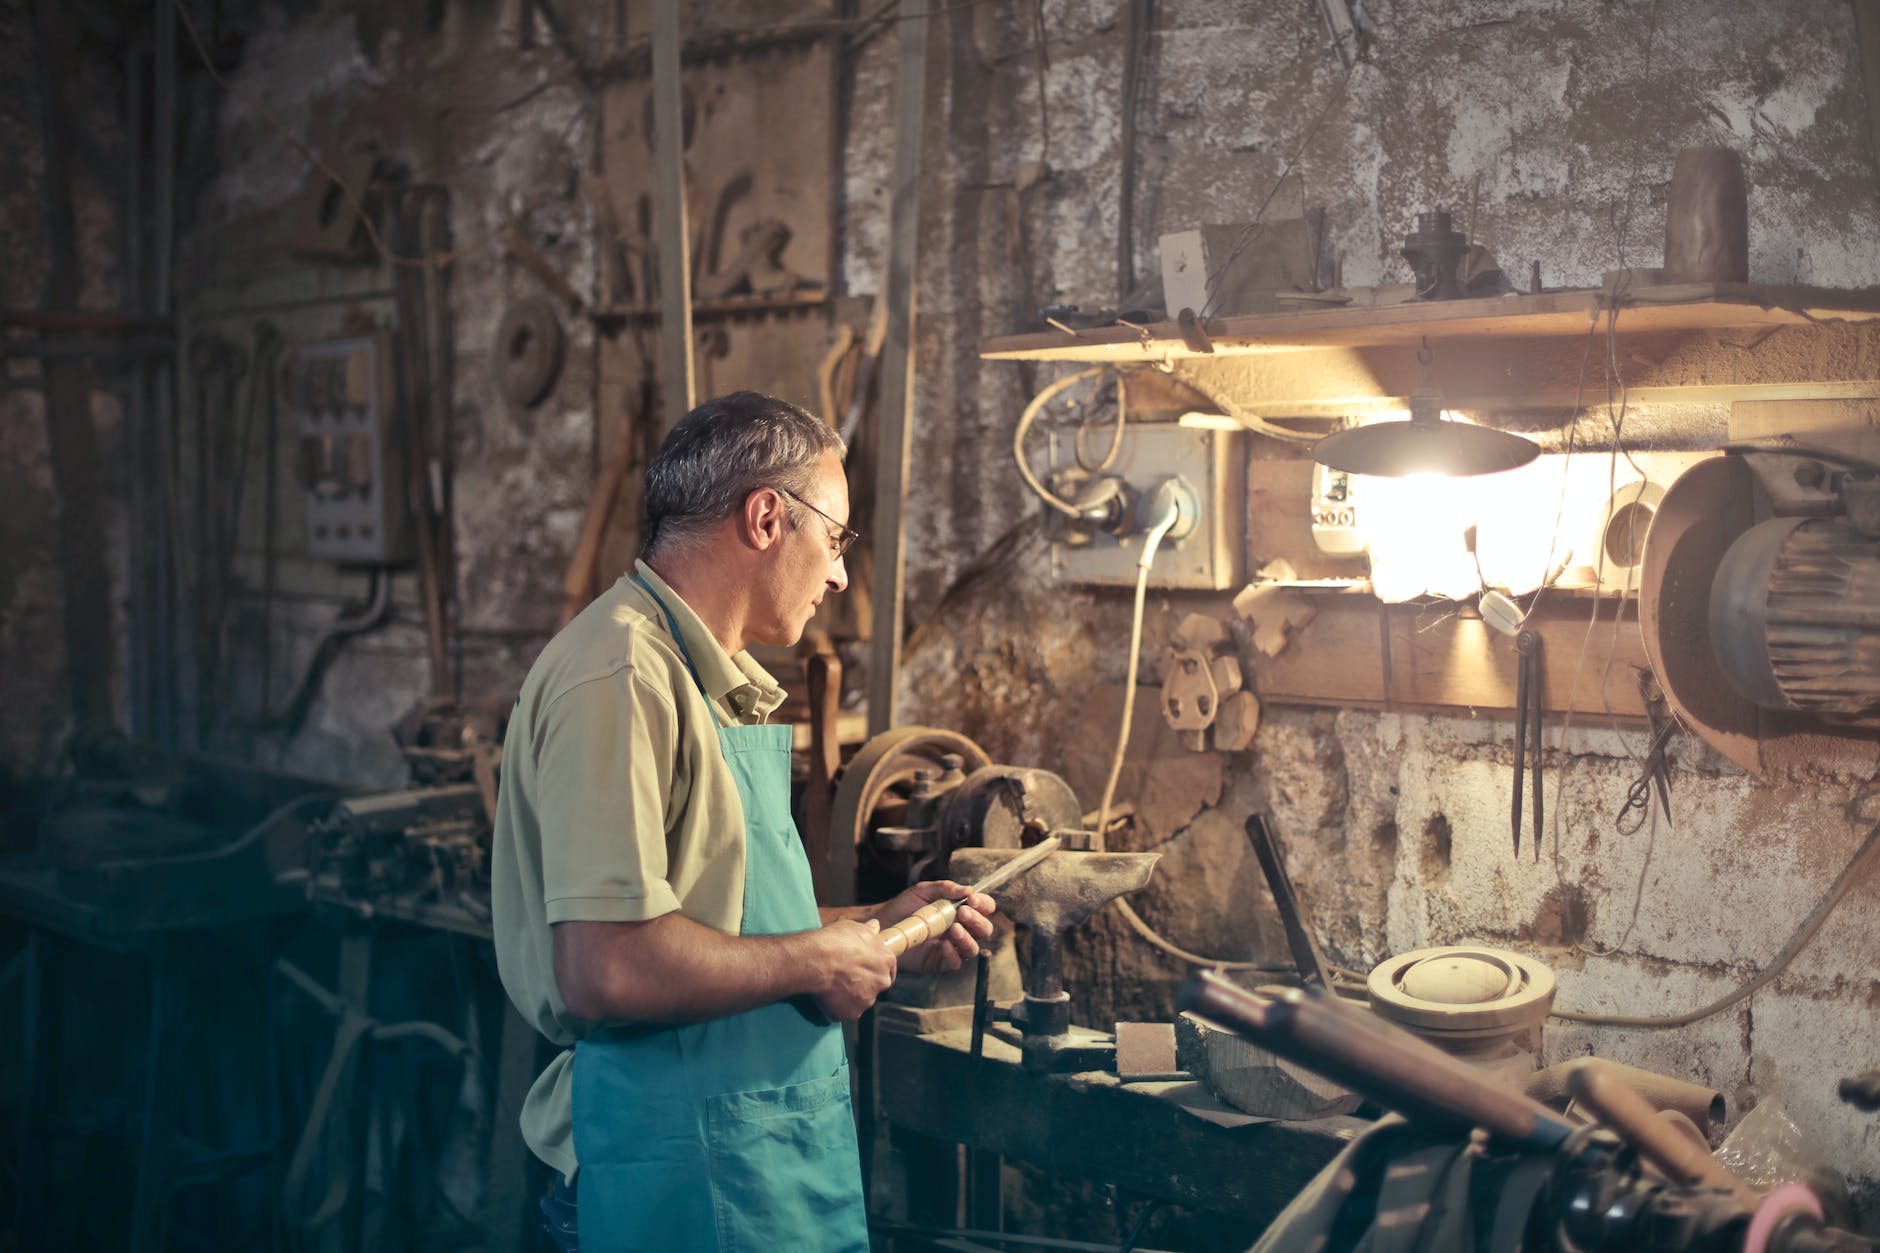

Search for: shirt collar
xmin=630 ymin=560 xmax=786 ymax=722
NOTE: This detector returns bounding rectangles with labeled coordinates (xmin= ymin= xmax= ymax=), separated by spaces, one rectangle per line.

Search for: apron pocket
xmin=704 ymin=1069 xmax=869 ymax=1253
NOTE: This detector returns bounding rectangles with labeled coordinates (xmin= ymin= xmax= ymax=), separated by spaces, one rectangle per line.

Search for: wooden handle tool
xmin=879 ymin=836 xmax=1062 ymax=956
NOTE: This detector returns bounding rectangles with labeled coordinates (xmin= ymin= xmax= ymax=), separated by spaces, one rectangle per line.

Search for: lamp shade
xmin=1311 ymin=389 xmax=1540 ymax=478
xmin=1311 ymin=418 xmax=1541 ymax=477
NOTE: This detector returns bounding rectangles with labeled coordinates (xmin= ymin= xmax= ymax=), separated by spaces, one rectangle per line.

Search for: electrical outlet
xmin=1043 ymin=423 xmax=1244 ymax=589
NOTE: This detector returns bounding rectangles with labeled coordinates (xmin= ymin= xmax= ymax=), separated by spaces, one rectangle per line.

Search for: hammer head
xmin=948 ymin=847 xmax=1160 ymax=933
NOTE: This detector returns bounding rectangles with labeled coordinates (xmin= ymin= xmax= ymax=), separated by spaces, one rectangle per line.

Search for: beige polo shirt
xmin=491 ymin=560 xmax=787 ymax=1179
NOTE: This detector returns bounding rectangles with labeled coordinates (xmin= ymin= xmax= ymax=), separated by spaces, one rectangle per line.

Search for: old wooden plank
xmin=1250 ymin=593 xmax=1653 ymax=721
xmin=651 ymin=0 xmax=694 ymax=429
xmin=867 ymin=0 xmax=930 ymax=736
xmin=978 ymin=283 xmax=1880 ymax=363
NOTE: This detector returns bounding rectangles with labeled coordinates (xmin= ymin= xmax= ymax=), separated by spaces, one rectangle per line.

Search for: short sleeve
xmin=535 ymin=667 xmax=684 ymax=924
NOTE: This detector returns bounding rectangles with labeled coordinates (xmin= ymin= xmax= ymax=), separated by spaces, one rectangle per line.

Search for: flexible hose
xmin=1549 ymin=815 xmax=1880 ymax=1028
xmin=1092 ymin=494 xmax=1311 ymax=975
xmin=1014 ymin=366 xmax=1115 ymax=516
xmin=1094 ymin=500 xmax=1180 ymax=840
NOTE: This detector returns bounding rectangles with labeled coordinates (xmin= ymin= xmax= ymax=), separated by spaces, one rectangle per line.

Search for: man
xmin=492 ymin=391 xmax=995 ymax=1252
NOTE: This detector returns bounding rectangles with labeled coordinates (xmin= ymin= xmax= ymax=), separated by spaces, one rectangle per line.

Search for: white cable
xmin=1094 ymin=494 xmax=1321 ymax=975
xmin=1164 ymin=367 xmax=1319 ymax=446
xmin=1094 ymin=501 xmax=1180 ymax=844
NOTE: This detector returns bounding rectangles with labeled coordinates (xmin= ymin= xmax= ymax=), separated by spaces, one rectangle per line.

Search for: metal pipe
xmin=124 ymin=43 xmax=152 ymax=740
xmin=1524 ymin=1056 xmax=1724 ymax=1132
xmin=152 ymin=0 xmax=180 ymax=748
xmin=1565 ymin=1061 xmax=1756 ymax=1206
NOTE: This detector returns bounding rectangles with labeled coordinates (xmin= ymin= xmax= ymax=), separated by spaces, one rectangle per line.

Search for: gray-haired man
xmin=492 ymin=392 xmax=994 ymax=1251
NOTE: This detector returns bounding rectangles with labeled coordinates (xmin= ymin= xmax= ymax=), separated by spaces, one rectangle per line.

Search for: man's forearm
xmin=818 ymin=903 xmax=882 ymax=925
xmin=554 ymin=912 xmax=821 ymax=1024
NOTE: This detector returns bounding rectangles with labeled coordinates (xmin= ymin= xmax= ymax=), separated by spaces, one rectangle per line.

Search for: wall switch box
xmin=1044 ymin=423 xmax=1244 ymax=589
xmin=286 ymin=333 xmax=410 ymax=564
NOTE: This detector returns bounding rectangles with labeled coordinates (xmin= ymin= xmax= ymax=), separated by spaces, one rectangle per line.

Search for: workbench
xmin=873 ymin=1024 xmax=1363 ymax=1234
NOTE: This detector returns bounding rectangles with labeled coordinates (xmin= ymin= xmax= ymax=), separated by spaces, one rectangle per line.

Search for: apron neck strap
xmin=632 ymin=572 xmax=709 ymax=699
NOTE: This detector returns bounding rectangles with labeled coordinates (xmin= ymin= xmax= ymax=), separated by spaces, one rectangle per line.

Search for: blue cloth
xmin=568 ymin=576 xmax=869 ymax=1253
xmin=541 ymin=1173 xmax=579 ymax=1253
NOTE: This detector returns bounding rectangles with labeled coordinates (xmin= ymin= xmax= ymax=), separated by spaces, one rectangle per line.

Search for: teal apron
xmin=570 ymin=575 xmax=870 ymax=1253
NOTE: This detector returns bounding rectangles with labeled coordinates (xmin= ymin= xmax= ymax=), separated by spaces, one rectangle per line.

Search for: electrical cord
xmin=1549 ymin=807 xmax=1880 ymax=1028
xmin=1014 ymin=367 xmax=1116 ymax=516
xmin=1074 ymin=371 xmax=1128 ymax=473
xmin=1091 ymin=493 xmax=1316 ymax=976
xmin=1160 ymin=366 xmax=1319 ymax=446
xmin=1093 ymin=498 xmax=1181 ymax=840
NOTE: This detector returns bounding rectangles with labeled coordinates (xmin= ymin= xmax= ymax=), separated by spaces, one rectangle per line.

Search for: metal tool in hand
xmin=1512 ymin=628 xmax=1544 ymax=860
xmin=879 ymin=836 xmax=1062 ymax=956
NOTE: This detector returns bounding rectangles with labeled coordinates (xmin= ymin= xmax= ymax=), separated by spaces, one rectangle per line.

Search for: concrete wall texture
xmin=4 ymin=0 xmax=1878 ymax=1215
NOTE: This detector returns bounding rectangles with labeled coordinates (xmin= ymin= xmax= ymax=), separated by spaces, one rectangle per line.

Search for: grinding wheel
xmin=1638 ymin=456 xmax=1763 ymax=772
xmin=496 ymin=296 xmax=565 ymax=408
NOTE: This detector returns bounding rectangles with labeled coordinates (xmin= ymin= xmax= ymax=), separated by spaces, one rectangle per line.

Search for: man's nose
xmin=828 ymin=553 xmax=849 ymax=593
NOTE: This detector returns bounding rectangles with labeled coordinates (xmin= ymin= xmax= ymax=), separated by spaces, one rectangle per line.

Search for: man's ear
xmin=743 ymin=487 xmax=788 ymax=552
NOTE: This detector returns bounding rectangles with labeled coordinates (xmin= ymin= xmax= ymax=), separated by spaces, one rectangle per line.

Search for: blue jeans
xmin=541 ymin=1172 xmax=578 ymax=1253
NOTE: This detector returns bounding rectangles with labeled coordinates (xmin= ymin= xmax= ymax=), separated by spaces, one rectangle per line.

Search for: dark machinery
xmin=1181 ymin=972 xmax=1871 ymax=1253
xmin=302 ymin=698 xmax=506 ymax=930
xmin=831 ymin=727 xmax=1159 ymax=1070
xmin=1642 ymin=445 xmax=1880 ymax=773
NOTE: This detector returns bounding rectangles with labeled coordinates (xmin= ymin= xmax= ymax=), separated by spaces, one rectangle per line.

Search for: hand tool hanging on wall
xmin=1512 ymin=628 xmax=1544 ymax=860
xmin=879 ymin=836 xmax=1061 ymax=956
xmin=1618 ymin=668 xmax=1676 ymax=834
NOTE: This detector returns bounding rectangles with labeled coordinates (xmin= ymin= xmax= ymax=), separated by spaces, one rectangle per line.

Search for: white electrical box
xmin=1043 ymin=423 xmax=1244 ymax=589
xmin=1310 ymin=463 xmax=1366 ymax=555
xmin=286 ymin=333 xmax=409 ymax=564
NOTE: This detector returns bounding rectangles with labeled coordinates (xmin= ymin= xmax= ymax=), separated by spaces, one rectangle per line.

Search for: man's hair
xmin=640 ymin=391 xmax=845 ymax=559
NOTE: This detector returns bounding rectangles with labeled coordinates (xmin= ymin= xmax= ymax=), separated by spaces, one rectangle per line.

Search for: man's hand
xmin=877 ymin=881 xmax=997 ymax=974
xmin=807 ymin=918 xmax=898 ymax=1021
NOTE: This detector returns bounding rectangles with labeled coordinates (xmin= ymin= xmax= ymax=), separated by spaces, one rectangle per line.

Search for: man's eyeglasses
xmin=775 ymin=486 xmax=860 ymax=560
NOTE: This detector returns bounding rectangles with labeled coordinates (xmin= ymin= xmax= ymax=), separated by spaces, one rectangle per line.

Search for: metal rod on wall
xmin=866 ymin=0 xmax=929 ymax=737
xmin=152 ymin=0 xmax=181 ymax=747
xmin=652 ymin=0 xmax=694 ymax=430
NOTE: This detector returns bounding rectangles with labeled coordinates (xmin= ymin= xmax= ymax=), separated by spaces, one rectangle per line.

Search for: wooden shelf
xmin=979 ymin=283 xmax=1880 ymax=363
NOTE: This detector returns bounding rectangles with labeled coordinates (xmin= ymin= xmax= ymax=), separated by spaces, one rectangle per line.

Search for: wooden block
xmin=1175 ymin=1011 xmax=1361 ymax=1120
xmin=1159 ymin=221 xmax=1317 ymax=317
xmin=1114 ymin=1021 xmax=1179 ymax=1077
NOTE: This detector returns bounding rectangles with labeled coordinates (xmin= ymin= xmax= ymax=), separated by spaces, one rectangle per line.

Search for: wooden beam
xmin=977 ymin=283 xmax=1880 ymax=363
xmin=867 ymin=0 xmax=929 ymax=736
xmin=652 ymin=0 xmax=694 ymax=429
xmin=1856 ymin=1 xmax=1880 ymax=195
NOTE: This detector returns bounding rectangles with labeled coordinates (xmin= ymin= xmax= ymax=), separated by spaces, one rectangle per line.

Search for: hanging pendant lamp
xmin=1310 ymin=339 xmax=1541 ymax=478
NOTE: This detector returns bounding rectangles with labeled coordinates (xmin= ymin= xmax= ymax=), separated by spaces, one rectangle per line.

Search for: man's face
xmin=752 ymin=449 xmax=851 ymax=648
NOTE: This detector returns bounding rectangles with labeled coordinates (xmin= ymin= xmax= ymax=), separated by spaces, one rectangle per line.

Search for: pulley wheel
xmin=1638 ymin=456 xmax=1762 ymax=771
xmin=828 ymin=726 xmax=992 ymax=853
xmin=496 ymin=296 xmax=565 ymax=408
